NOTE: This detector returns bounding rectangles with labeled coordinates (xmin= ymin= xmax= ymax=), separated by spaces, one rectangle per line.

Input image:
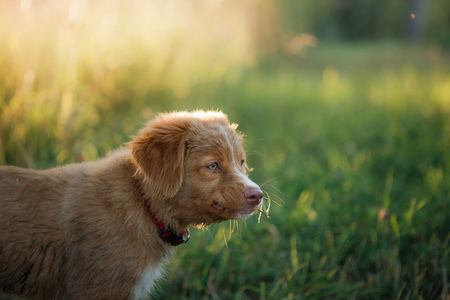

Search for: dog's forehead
xmin=188 ymin=119 xmax=244 ymax=158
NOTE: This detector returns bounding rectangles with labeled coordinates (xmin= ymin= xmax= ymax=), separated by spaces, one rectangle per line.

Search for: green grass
xmin=1 ymin=27 xmax=449 ymax=300
xmin=152 ymin=43 xmax=450 ymax=300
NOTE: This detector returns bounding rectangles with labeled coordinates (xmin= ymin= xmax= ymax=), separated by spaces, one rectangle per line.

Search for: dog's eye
xmin=241 ymin=159 xmax=245 ymax=166
xmin=207 ymin=163 xmax=219 ymax=170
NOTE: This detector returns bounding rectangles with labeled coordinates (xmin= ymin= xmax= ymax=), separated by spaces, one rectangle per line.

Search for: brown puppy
xmin=0 ymin=110 xmax=263 ymax=300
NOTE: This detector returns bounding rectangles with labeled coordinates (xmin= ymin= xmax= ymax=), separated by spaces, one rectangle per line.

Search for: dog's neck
xmin=145 ymin=199 xmax=190 ymax=246
xmin=133 ymin=168 xmax=190 ymax=245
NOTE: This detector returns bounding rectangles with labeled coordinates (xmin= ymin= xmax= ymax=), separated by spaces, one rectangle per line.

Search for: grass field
xmin=1 ymin=3 xmax=449 ymax=299
xmin=153 ymin=43 xmax=450 ymax=300
xmin=2 ymin=41 xmax=449 ymax=300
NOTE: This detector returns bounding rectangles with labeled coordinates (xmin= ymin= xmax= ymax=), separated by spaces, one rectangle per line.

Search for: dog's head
xmin=130 ymin=110 xmax=263 ymax=225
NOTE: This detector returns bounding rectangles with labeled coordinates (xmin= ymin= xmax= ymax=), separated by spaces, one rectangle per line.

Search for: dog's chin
xmin=234 ymin=211 xmax=256 ymax=220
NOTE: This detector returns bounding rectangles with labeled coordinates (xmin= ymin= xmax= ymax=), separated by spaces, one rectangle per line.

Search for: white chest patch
xmin=133 ymin=261 xmax=167 ymax=300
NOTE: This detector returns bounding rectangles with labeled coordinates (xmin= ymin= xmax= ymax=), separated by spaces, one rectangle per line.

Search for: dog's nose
xmin=244 ymin=187 xmax=263 ymax=207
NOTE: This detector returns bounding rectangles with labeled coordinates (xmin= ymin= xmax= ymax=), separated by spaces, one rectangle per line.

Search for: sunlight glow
xmin=1 ymin=0 xmax=261 ymax=102
xmin=20 ymin=0 xmax=32 ymax=12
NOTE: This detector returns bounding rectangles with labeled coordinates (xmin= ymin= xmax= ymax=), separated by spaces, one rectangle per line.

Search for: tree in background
xmin=279 ymin=0 xmax=450 ymax=46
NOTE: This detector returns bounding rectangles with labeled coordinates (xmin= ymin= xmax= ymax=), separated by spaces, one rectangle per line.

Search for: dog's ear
xmin=130 ymin=114 xmax=189 ymax=198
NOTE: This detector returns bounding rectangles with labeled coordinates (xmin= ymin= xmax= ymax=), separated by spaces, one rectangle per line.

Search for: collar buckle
xmin=158 ymin=228 xmax=190 ymax=246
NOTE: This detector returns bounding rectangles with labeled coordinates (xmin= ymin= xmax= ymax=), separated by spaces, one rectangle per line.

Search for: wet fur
xmin=0 ymin=111 xmax=262 ymax=299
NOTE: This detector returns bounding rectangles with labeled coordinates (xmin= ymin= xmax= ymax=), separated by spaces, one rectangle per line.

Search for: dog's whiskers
xmin=259 ymin=177 xmax=279 ymax=188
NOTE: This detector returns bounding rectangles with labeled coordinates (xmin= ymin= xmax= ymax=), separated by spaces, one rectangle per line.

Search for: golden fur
xmin=0 ymin=110 xmax=263 ymax=300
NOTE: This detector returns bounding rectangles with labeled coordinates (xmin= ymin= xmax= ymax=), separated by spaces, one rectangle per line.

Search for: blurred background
xmin=0 ymin=0 xmax=449 ymax=299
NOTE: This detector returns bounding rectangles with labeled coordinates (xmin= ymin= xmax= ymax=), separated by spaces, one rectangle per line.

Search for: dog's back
xmin=0 ymin=166 xmax=68 ymax=298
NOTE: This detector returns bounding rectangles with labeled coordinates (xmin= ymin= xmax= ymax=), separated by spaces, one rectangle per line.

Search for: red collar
xmin=145 ymin=200 xmax=190 ymax=246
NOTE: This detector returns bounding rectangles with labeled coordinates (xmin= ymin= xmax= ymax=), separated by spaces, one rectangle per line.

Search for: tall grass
xmin=1 ymin=1 xmax=449 ymax=300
